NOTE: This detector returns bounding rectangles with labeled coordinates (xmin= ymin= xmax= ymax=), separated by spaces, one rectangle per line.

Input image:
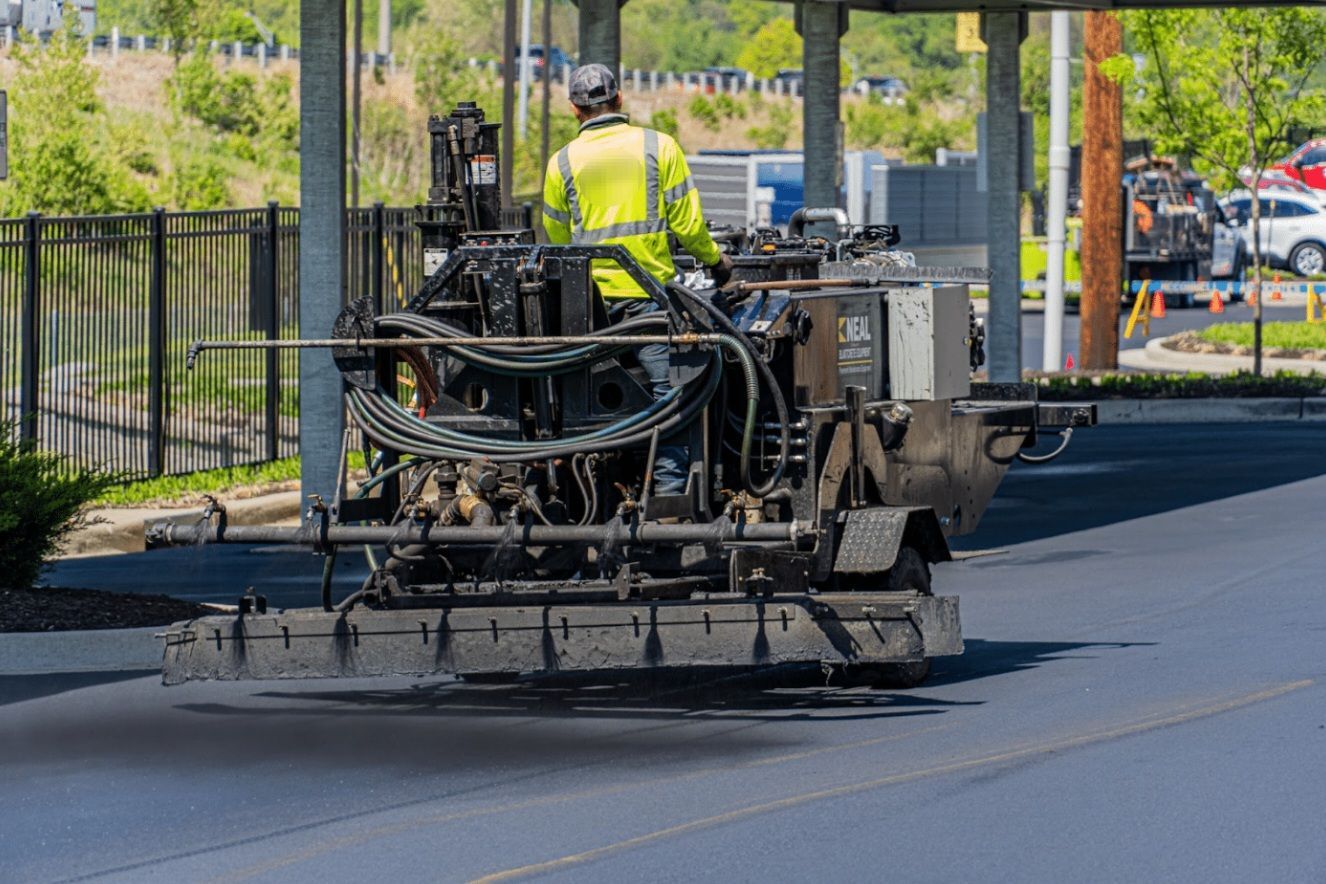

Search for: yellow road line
xmin=471 ymin=679 xmax=1313 ymax=883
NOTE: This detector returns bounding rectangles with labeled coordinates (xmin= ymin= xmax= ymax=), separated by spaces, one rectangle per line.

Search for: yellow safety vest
xmin=542 ymin=115 xmax=721 ymax=299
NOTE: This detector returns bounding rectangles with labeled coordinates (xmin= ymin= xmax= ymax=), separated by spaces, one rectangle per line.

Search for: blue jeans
xmin=611 ymin=299 xmax=688 ymax=495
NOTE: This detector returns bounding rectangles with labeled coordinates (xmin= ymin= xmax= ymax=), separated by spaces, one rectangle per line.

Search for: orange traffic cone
xmin=1209 ymin=289 xmax=1225 ymax=314
xmin=1150 ymin=288 xmax=1167 ymax=319
xmin=1065 ymin=353 xmax=1076 ymax=371
xmin=1272 ymin=273 xmax=1283 ymax=301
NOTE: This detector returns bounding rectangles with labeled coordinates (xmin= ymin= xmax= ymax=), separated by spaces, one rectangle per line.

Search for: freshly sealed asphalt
xmin=9 ymin=422 xmax=1326 ymax=882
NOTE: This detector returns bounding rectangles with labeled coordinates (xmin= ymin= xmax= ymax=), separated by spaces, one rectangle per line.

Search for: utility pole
xmin=540 ymin=0 xmax=552 ymax=194
xmin=1042 ymin=11 xmax=1071 ymax=372
xmin=501 ymin=0 xmax=517 ymax=207
xmin=1080 ymin=11 xmax=1123 ymax=371
xmin=982 ymin=12 xmax=1025 ymax=382
xmin=377 ymin=0 xmax=390 ymax=58
xmin=351 ymin=0 xmax=363 ymax=207
xmin=518 ymin=0 xmax=533 ymax=139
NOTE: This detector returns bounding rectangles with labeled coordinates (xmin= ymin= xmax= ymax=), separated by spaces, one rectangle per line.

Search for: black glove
xmin=708 ymin=253 xmax=735 ymax=288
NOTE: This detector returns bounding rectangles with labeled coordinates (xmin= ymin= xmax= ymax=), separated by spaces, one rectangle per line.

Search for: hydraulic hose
xmin=346 ymin=348 xmax=730 ymax=463
xmin=378 ymin=312 xmax=669 ymax=376
xmin=320 ymin=456 xmax=428 ymax=610
xmin=667 ymin=281 xmax=790 ymax=496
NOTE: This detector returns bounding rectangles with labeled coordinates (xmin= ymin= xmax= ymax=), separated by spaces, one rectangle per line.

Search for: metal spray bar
xmin=151 ymin=520 xmax=810 ymax=548
xmin=185 ymin=333 xmax=724 ymax=369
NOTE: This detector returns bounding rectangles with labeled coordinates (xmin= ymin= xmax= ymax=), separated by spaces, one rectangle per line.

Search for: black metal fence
xmin=0 ymin=204 xmax=429 ymax=479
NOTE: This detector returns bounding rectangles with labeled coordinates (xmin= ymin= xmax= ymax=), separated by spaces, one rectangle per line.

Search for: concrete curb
xmin=1118 ymin=335 xmax=1326 ymax=377
xmin=0 ymin=627 xmax=163 ymax=675
xmin=1093 ymin=397 xmax=1325 ymax=423
xmin=63 ymin=490 xmax=303 ymax=559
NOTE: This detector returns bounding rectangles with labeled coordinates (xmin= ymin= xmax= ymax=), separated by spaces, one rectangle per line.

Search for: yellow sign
xmin=956 ymin=12 xmax=987 ymax=54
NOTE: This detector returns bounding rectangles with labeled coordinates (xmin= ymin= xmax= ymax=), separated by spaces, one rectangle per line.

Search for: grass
xmin=1035 ymin=370 xmax=1326 ymax=400
xmin=1195 ymin=322 xmax=1326 ymax=351
xmin=93 ymin=450 xmax=368 ymax=507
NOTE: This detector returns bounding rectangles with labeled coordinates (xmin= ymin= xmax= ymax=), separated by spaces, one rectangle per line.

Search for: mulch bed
xmin=1165 ymin=331 xmax=1326 ymax=362
xmin=0 ymin=586 xmax=214 ymax=633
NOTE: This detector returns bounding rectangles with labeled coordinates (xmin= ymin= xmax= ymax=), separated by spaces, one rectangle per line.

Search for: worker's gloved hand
xmin=707 ymin=253 xmax=735 ymax=289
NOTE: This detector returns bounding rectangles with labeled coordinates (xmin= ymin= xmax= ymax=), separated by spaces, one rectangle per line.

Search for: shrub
xmin=745 ymin=101 xmax=794 ymax=149
xmin=649 ymin=109 xmax=681 ymax=142
xmin=713 ymin=93 xmax=746 ymax=121
xmin=1035 ymin=371 xmax=1326 ymax=401
xmin=171 ymin=155 xmax=232 ymax=209
xmin=0 ymin=421 xmax=119 ymax=591
xmin=687 ymin=95 xmax=721 ymax=132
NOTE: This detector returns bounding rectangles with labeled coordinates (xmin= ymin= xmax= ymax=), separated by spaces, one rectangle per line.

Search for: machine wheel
xmin=1291 ymin=242 xmax=1326 ymax=277
xmin=834 ymin=547 xmax=934 ymax=689
xmin=886 ymin=546 xmax=932 ymax=595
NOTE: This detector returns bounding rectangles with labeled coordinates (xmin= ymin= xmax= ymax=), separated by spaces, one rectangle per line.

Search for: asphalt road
xmin=10 ymin=422 xmax=1326 ymax=882
xmin=1010 ymin=299 xmax=1305 ymax=371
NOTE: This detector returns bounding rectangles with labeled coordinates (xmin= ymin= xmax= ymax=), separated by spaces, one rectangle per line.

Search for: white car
xmin=1220 ymin=190 xmax=1326 ymax=277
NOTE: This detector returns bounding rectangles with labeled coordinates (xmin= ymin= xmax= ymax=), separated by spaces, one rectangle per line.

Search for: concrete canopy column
xmin=576 ymin=0 xmax=627 ymax=71
xmin=797 ymin=0 xmax=847 ymax=234
xmin=982 ymin=12 xmax=1025 ymax=383
xmin=298 ymin=0 xmax=347 ymax=502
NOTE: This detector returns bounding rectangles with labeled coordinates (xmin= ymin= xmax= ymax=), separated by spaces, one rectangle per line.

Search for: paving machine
xmin=152 ymin=103 xmax=1095 ymax=688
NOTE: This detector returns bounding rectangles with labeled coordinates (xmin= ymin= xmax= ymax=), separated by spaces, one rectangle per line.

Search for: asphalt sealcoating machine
xmin=153 ymin=103 xmax=1094 ymax=688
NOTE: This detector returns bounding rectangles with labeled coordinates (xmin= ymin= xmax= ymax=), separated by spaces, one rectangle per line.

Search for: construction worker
xmin=543 ymin=63 xmax=733 ymax=497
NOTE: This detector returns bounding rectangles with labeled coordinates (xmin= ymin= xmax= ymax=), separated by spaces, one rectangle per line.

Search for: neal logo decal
xmin=838 ymin=314 xmax=871 ymax=344
xmin=837 ymin=313 xmax=873 ymax=371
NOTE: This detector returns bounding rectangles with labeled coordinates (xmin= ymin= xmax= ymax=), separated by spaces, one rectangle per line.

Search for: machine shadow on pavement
xmin=167 ymin=639 xmax=1144 ymax=726
xmin=925 ymin=639 xmax=1153 ymax=688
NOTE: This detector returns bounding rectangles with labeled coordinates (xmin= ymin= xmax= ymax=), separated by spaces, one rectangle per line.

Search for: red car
xmin=1269 ymin=139 xmax=1326 ymax=193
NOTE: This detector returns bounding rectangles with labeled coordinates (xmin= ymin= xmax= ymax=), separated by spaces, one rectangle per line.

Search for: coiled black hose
xmin=346 ymin=347 xmax=734 ymax=464
xmin=667 ymin=281 xmax=791 ymax=496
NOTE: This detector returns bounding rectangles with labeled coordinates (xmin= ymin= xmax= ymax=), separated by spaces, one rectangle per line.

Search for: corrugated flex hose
xmin=667 ymin=281 xmax=790 ymax=496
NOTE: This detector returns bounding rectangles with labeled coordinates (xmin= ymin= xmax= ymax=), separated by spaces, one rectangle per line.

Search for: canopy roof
xmin=843 ymin=1 xmax=1326 ymax=10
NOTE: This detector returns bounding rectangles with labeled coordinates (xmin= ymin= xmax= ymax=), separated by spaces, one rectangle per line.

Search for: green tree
xmin=736 ymin=18 xmax=800 ymax=79
xmin=1103 ymin=8 xmax=1326 ymax=373
xmin=1 ymin=26 xmax=152 ymax=215
xmin=149 ymin=0 xmax=200 ymax=64
xmin=412 ymin=29 xmax=486 ymax=112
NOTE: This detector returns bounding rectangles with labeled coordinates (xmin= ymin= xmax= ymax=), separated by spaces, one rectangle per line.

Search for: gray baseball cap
xmin=568 ymin=63 xmax=619 ymax=107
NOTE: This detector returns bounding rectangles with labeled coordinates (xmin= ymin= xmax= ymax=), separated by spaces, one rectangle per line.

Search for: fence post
xmin=19 ymin=212 xmax=39 ymax=444
xmin=147 ymin=208 xmax=166 ymax=476
xmin=265 ymin=201 xmax=280 ymax=463
xmin=372 ymin=202 xmax=386 ymax=314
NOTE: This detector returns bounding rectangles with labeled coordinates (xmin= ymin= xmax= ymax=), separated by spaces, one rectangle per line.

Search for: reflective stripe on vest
xmin=556 ymin=146 xmax=583 ymax=230
xmin=664 ymin=175 xmax=695 ymax=204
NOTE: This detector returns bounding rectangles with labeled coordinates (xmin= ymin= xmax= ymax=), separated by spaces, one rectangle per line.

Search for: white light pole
xmin=1043 ymin=10 xmax=1072 ymax=372
xmin=517 ymin=0 xmax=534 ymax=139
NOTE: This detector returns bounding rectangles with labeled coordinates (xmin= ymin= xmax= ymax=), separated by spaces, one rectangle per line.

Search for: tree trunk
xmin=1080 ymin=11 xmax=1124 ymax=371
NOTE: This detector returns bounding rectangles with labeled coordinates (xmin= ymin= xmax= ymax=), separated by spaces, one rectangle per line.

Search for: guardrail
xmin=0 ymin=27 xmax=908 ymax=102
